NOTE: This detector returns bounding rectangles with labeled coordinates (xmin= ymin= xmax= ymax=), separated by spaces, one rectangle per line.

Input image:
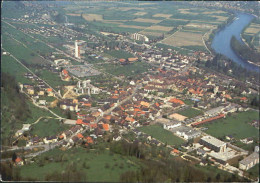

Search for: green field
xmin=201 ymin=110 xmax=259 ymax=139
xmin=177 ymin=107 xmax=203 ymax=118
xmin=97 ymin=61 xmax=151 ymax=77
xmin=19 ymin=147 xmax=141 ymax=182
xmin=30 ymin=118 xmax=69 ymax=138
xmin=105 ymin=50 xmax=134 ymax=59
xmin=1 ymin=55 xmax=33 ymax=84
xmin=138 ymin=124 xmax=185 ymax=146
xmin=246 ymin=164 xmax=259 ymax=180
xmin=25 ymin=101 xmax=55 ymax=124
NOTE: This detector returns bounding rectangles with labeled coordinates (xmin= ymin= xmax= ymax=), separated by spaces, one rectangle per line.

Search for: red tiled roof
xmin=77 ymin=133 xmax=84 ymax=139
xmin=102 ymin=124 xmax=110 ymax=131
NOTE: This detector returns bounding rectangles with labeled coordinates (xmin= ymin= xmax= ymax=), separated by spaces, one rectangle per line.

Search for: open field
xmin=19 ymin=148 xmax=140 ymax=182
xmin=138 ymin=124 xmax=185 ymax=146
xmin=139 ymin=31 xmax=164 ymax=37
xmin=212 ymin=15 xmax=228 ymax=22
xmin=120 ymin=7 xmax=145 ymax=11
xmin=185 ymin=22 xmax=217 ymax=30
xmin=179 ymin=9 xmax=199 ymax=15
xmin=97 ymin=62 xmax=151 ymax=77
xmin=133 ymin=18 xmax=161 ymax=24
xmin=25 ymin=101 xmax=56 ymax=124
xmin=202 ymin=10 xmax=226 ymax=15
xmin=153 ymin=13 xmax=172 ymax=18
xmin=1 ymin=55 xmax=33 ymax=84
xmin=30 ymin=118 xmax=70 ymax=138
xmin=134 ymin=12 xmax=147 ymax=16
xmin=82 ymin=14 xmax=103 ymax=21
xmin=244 ymin=23 xmax=260 ymax=34
xmin=158 ymin=19 xmax=189 ymax=27
xmin=146 ymin=25 xmax=173 ymax=32
xmin=105 ymin=50 xmax=134 ymax=59
xmin=119 ymin=24 xmax=147 ymax=30
xmin=201 ymin=110 xmax=259 ymax=139
xmin=177 ymin=107 xmax=203 ymax=118
xmin=161 ymin=31 xmax=204 ymax=47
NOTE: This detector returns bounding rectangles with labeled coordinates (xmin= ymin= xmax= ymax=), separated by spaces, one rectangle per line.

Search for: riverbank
xmin=211 ymin=12 xmax=259 ymax=72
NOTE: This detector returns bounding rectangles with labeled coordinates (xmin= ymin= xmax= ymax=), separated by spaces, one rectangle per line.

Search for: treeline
xmin=230 ymin=36 xmax=260 ymax=65
xmin=203 ymin=54 xmax=259 ymax=83
xmin=120 ymin=158 xmax=247 ymax=182
xmin=1 ymin=72 xmax=31 ymax=145
xmin=110 ymin=140 xmax=248 ymax=182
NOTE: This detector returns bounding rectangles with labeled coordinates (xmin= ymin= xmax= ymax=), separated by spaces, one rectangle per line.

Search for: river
xmin=211 ymin=12 xmax=259 ymax=72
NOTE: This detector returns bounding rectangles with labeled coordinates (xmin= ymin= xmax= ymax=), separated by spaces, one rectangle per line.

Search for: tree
xmin=12 ymin=152 xmax=17 ymax=162
xmin=216 ymin=173 xmax=221 ymax=181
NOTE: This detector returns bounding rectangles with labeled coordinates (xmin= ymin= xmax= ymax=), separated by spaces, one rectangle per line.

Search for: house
xmin=225 ymin=135 xmax=234 ymax=141
xmin=47 ymin=88 xmax=54 ymax=96
xmin=171 ymin=148 xmax=180 ymax=155
xmin=113 ymin=135 xmax=122 ymax=141
xmin=102 ymin=123 xmax=110 ymax=131
xmin=39 ymin=100 xmax=46 ymax=106
xmin=240 ymin=137 xmax=253 ymax=144
xmin=43 ymin=136 xmax=57 ymax=144
xmin=15 ymin=157 xmax=24 ymax=166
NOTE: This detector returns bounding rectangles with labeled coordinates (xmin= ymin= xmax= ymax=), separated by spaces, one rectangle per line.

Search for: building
xmin=200 ymin=135 xmax=227 ymax=153
xmin=163 ymin=120 xmax=181 ymax=130
xmin=75 ymin=40 xmax=81 ymax=58
xmin=74 ymin=80 xmax=100 ymax=95
xmin=175 ymin=126 xmax=201 ymax=140
xmin=131 ymin=33 xmax=149 ymax=42
xmin=239 ymin=152 xmax=259 ymax=170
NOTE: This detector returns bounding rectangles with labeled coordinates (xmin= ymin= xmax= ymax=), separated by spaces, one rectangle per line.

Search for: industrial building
xmin=239 ymin=152 xmax=259 ymax=170
xmin=200 ymin=135 xmax=227 ymax=153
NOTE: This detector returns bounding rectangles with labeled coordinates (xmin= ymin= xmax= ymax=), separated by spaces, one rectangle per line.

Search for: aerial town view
xmin=1 ymin=1 xmax=259 ymax=182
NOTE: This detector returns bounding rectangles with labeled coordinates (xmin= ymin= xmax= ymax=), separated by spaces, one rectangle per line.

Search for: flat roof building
xmin=239 ymin=152 xmax=259 ymax=171
xmin=200 ymin=135 xmax=227 ymax=153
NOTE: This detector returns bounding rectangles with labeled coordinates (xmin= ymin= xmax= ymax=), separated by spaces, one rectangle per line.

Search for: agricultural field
xmin=243 ymin=22 xmax=260 ymax=51
xmin=19 ymin=147 xmax=141 ymax=182
xmin=177 ymin=107 xmax=203 ymax=118
xmin=30 ymin=118 xmax=70 ymax=138
xmin=138 ymin=124 xmax=185 ymax=146
xmin=153 ymin=13 xmax=172 ymax=18
xmin=82 ymin=14 xmax=103 ymax=21
xmin=161 ymin=30 xmax=205 ymax=47
xmin=200 ymin=110 xmax=259 ymax=140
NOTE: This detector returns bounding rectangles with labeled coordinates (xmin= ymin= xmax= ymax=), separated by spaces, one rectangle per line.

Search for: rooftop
xmin=201 ymin=135 xmax=226 ymax=147
xmin=240 ymin=152 xmax=259 ymax=166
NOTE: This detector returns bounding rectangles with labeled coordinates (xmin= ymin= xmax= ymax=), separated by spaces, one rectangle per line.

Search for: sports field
xmin=177 ymin=107 xmax=203 ymax=118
